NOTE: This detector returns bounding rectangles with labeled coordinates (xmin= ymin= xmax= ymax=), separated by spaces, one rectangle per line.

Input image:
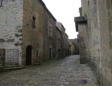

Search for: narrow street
xmin=0 ymin=55 xmax=99 ymax=86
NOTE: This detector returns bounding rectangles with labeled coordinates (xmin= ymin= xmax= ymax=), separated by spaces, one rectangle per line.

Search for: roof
xmin=39 ymin=0 xmax=57 ymax=21
xmin=56 ymin=22 xmax=65 ymax=32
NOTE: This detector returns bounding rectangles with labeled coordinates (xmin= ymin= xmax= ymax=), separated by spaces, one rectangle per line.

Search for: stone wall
xmin=63 ymin=33 xmax=69 ymax=56
xmin=80 ymin=0 xmax=101 ymax=64
xmin=47 ymin=11 xmax=57 ymax=59
xmin=76 ymin=0 xmax=112 ymax=86
xmin=22 ymin=0 xmax=69 ymax=65
xmin=69 ymin=39 xmax=79 ymax=55
xmin=74 ymin=39 xmax=79 ymax=55
xmin=56 ymin=22 xmax=69 ymax=58
xmin=96 ymin=0 xmax=112 ymax=85
xmin=78 ymin=24 xmax=88 ymax=63
xmin=0 ymin=0 xmax=23 ymax=66
xmin=22 ymin=0 xmax=50 ymax=65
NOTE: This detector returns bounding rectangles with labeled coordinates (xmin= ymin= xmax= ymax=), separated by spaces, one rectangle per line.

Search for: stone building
xmin=74 ymin=39 xmax=79 ymax=54
xmin=75 ymin=0 xmax=112 ymax=86
xmin=96 ymin=0 xmax=112 ymax=85
xmin=47 ymin=7 xmax=57 ymax=60
xmin=0 ymin=0 xmax=69 ymax=67
xmin=69 ymin=39 xmax=79 ymax=55
xmin=55 ymin=23 xmax=64 ymax=59
xmin=63 ymin=33 xmax=69 ymax=56
xmin=56 ymin=22 xmax=69 ymax=58
xmin=23 ymin=0 xmax=50 ymax=65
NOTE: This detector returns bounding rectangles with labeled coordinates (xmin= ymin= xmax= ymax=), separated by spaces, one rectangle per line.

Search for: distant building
xmin=56 ymin=22 xmax=69 ymax=58
xmin=69 ymin=39 xmax=79 ymax=55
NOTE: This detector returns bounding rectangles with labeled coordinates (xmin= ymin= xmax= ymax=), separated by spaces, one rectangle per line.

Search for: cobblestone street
xmin=0 ymin=55 xmax=99 ymax=86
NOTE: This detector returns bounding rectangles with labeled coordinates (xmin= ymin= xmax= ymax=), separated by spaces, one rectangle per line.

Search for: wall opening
xmin=0 ymin=49 xmax=5 ymax=66
xmin=32 ymin=16 xmax=36 ymax=28
xmin=0 ymin=0 xmax=3 ymax=7
xmin=26 ymin=45 xmax=32 ymax=65
xmin=49 ymin=48 xmax=52 ymax=59
xmin=88 ymin=0 xmax=90 ymax=6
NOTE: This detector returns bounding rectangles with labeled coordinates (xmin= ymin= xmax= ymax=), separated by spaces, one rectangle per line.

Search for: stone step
xmin=0 ymin=65 xmax=25 ymax=72
xmin=4 ymin=67 xmax=23 ymax=71
xmin=3 ymin=66 xmax=24 ymax=70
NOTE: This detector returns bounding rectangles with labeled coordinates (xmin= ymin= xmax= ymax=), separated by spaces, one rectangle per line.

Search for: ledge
xmin=75 ymin=16 xmax=87 ymax=32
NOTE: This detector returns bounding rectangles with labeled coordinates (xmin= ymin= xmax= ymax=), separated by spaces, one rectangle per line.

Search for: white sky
xmin=42 ymin=0 xmax=81 ymax=39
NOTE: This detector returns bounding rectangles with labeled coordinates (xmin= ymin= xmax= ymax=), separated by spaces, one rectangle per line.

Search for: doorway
xmin=26 ymin=45 xmax=32 ymax=65
xmin=49 ymin=48 xmax=52 ymax=59
xmin=0 ymin=49 xmax=5 ymax=66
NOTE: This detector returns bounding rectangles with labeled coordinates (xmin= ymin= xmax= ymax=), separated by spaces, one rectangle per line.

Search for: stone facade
xmin=0 ymin=0 xmax=23 ymax=66
xmin=69 ymin=39 xmax=79 ymax=55
xmin=56 ymin=22 xmax=69 ymax=58
xmin=47 ymin=12 xmax=57 ymax=60
xmin=96 ymin=0 xmax=112 ymax=85
xmin=0 ymin=0 xmax=69 ymax=67
xmin=75 ymin=0 xmax=112 ymax=86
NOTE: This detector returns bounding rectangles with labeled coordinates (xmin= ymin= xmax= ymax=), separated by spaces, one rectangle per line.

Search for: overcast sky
xmin=42 ymin=0 xmax=81 ymax=39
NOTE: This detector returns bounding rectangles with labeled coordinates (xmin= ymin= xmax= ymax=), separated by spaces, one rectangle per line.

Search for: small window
xmin=88 ymin=0 xmax=89 ymax=6
xmin=0 ymin=0 xmax=3 ymax=7
xmin=32 ymin=16 xmax=36 ymax=28
xmin=36 ymin=50 xmax=39 ymax=57
xmin=49 ymin=48 xmax=52 ymax=59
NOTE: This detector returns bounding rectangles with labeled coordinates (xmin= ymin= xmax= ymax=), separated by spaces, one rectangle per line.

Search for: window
xmin=48 ymin=21 xmax=53 ymax=37
xmin=107 ymin=0 xmax=112 ymax=48
xmin=88 ymin=0 xmax=89 ymax=6
xmin=32 ymin=16 xmax=36 ymax=28
xmin=0 ymin=0 xmax=3 ymax=7
xmin=49 ymin=48 xmax=52 ymax=59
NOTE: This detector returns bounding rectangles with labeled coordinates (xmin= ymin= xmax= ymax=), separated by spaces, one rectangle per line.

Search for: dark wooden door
xmin=26 ymin=46 xmax=32 ymax=65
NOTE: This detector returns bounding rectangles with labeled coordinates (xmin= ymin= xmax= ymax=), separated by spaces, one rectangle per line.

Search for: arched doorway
xmin=26 ymin=45 xmax=32 ymax=65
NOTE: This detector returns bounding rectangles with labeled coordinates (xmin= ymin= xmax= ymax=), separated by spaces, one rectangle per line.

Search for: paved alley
xmin=0 ymin=55 xmax=99 ymax=86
